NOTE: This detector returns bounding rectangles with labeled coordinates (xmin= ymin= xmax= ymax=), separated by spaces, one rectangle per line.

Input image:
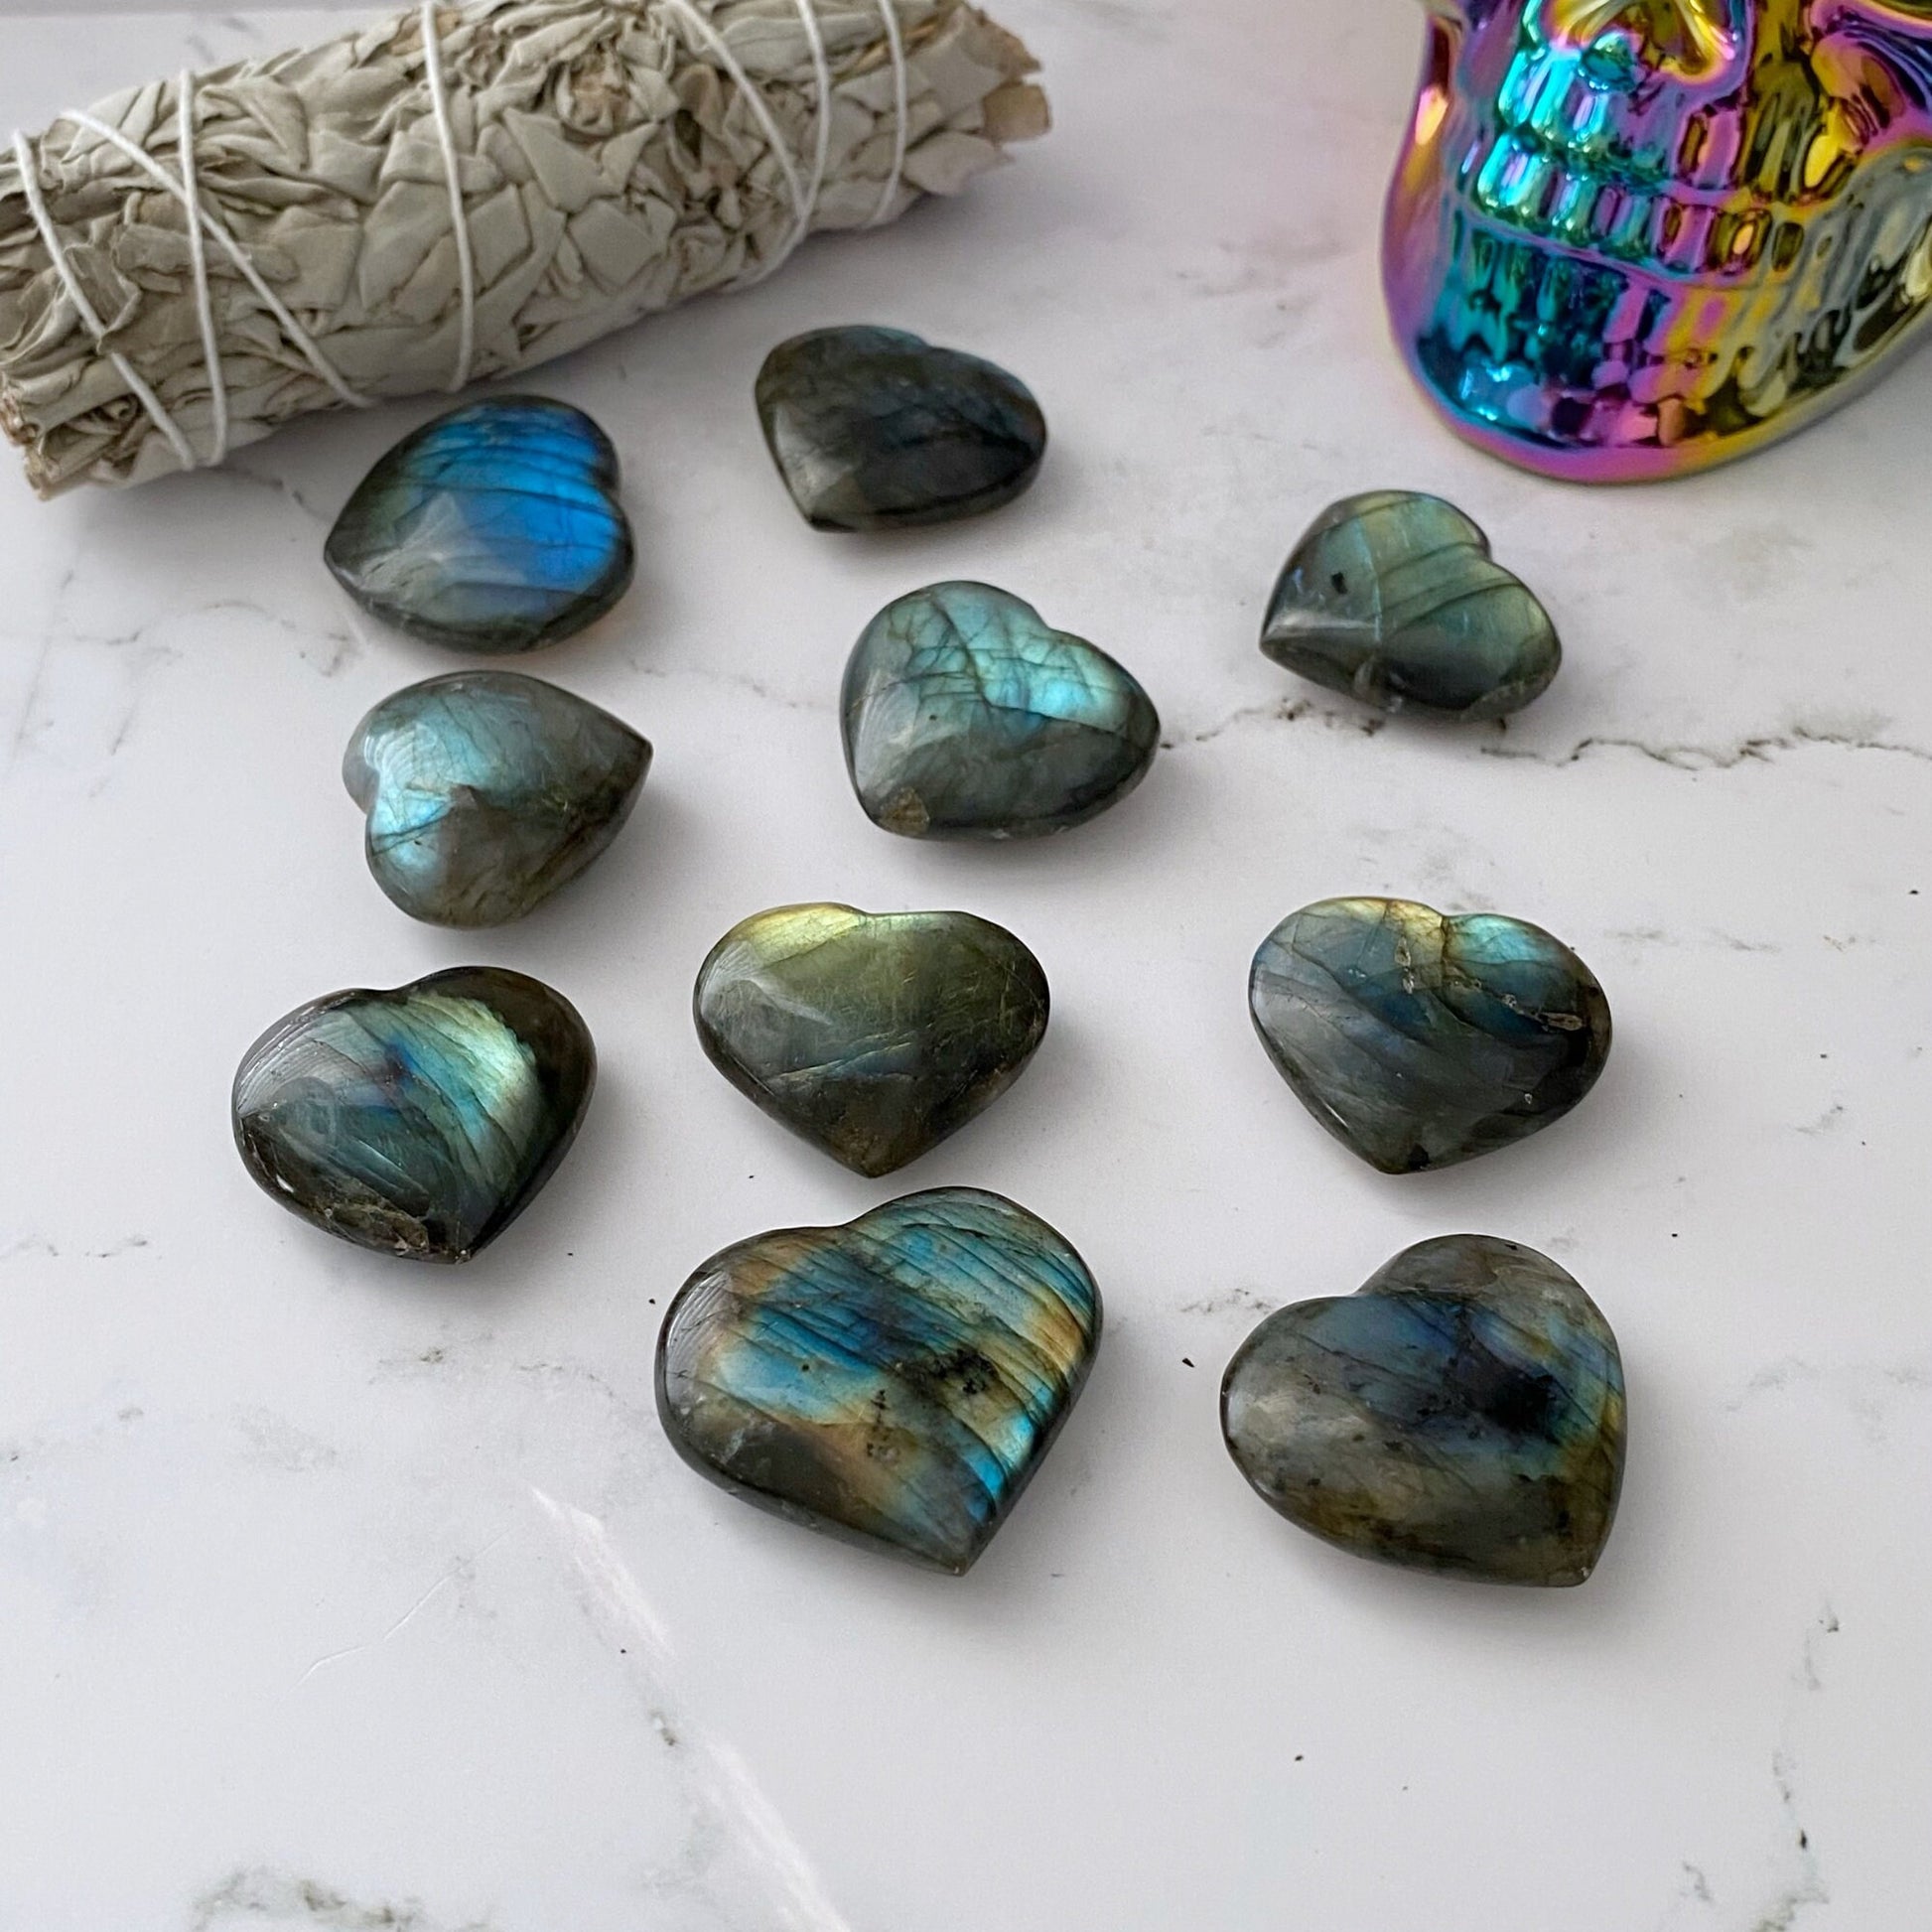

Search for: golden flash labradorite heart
xmin=694 ymin=904 xmax=1049 ymax=1176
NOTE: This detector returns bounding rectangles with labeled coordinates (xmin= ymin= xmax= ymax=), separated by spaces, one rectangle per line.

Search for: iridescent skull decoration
xmin=1384 ymin=0 xmax=1932 ymax=479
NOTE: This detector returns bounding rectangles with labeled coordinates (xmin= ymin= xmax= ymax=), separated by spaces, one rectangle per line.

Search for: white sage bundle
xmin=0 ymin=0 xmax=1046 ymax=496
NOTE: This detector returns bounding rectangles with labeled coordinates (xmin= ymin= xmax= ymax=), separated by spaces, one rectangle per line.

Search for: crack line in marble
xmin=294 ymin=1529 xmax=512 ymax=1687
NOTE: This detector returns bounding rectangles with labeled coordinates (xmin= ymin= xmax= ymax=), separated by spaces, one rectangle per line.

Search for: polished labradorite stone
xmin=695 ymin=904 xmax=1049 ymax=1176
xmin=232 ymin=967 xmax=595 ymax=1263
xmin=756 ymin=326 xmax=1046 ymax=531
xmin=344 ymin=671 xmax=649 ymax=927
xmin=1221 ymin=1236 xmax=1626 ymax=1587
xmin=657 ymin=1188 xmax=1101 ymax=1573
xmin=1261 ymin=492 xmax=1560 ymax=721
xmin=843 ymin=581 xmax=1160 ymax=839
xmin=1250 ymin=897 xmax=1611 ymax=1173
xmin=324 ymin=397 xmax=634 ymax=653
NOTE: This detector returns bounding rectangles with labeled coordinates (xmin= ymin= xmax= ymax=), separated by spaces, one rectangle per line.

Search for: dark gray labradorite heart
xmin=843 ymin=581 xmax=1160 ymax=839
xmin=325 ymin=397 xmax=634 ymax=653
xmin=344 ymin=671 xmax=650 ymax=927
xmin=1261 ymin=491 xmax=1560 ymax=720
xmin=1221 ymin=1235 xmax=1626 ymax=1587
xmin=694 ymin=903 xmax=1049 ymax=1176
xmin=232 ymin=967 xmax=595 ymax=1263
xmin=756 ymin=326 xmax=1046 ymax=531
xmin=1250 ymin=897 xmax=1610 ymax=1173
xmin=657 ymin=1188 xmax=1101 ymax=1574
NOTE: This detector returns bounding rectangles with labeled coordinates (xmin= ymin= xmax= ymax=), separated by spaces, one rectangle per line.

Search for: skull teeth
xmin=1459 ymin=128 xmax=1778 ymax=279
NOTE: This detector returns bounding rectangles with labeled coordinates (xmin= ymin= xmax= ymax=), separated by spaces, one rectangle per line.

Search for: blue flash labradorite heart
xmin=1262 ymin=492 xmax=1560 ymax=720
xmin=1221 ymin=1235 xmax=1626 ymax=1587
xmin=232 ymin=967 xmax=595 ymax=1263
xmin=325 ymin=397 xmax=634 ymax=653
xmin=1250 ymin=897 xmax=1611 ymax=1173
xmin=657 ymin=1188 xmax=1101 ymax=1574
xmin=842 ymin=582 xmax=1160 ymax=839
xmin=756 ymin=326 xmax=1046 ymax=531
xmin=344 ymin=671 xmax=650 ymax=927
xmin=695 ymin=904 xmax=1049 ymax=1176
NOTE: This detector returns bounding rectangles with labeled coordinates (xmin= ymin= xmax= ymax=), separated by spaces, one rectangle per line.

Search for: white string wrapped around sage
xmin=0 ymin=0 xmax=1047 ymax=496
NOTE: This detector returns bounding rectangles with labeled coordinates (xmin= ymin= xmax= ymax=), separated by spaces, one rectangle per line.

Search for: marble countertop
xmin=2 ymin=4 xmax=1928 ymax=1928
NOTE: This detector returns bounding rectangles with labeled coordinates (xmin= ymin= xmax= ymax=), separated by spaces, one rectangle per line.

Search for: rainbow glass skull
xmin=1384 ymin=0 xmax=1932 ymax=480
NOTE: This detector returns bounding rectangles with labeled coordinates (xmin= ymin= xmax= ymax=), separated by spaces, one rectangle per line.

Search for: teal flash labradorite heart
xmin=657 ymin=1188 xmax=1101 ymax=1573
xmin=842 ymin=582 xmax=1160 ymax=839
xmin=1261 ymin=492 xmax=1560 ymax=721
xmin=325 ymin=397 xmax=634 ymax=653
xmin=232 ymin=967 xmax=595 ymax=1263
xmin=756 ymin=326 xmax=1046 ymax=531
xmin=695 ymin=904 xmax=1049 ymax=1176
xmin=1221 ymin=1236 xmax=1626 ymax=1587
xmin=345 ymin=671 xmax=649 ymax=927
xmin=1250 ymin=897 xmax=1611 ymax=1173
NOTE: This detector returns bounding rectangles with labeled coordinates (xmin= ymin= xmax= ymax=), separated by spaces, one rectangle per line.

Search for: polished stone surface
xmin=842 ymin=581 xmax=1160 ymax=839
xmin=756 ymin=326 xmax=1047 ymax=531
xmin=231 ymin=966 xmax=595 ymax=1263
xmin=344 ymin=671 xmax=649 ymax=927
xmin=1221 ymin=1235 xmax=1626 ymax=1587
xmin=324 ymin=398 xmax=634 ymax=653
xmin=1261 ymin=491 xmax=1560 ymax=721
xmin=656 ymin=1187 xmax=1101 ymax=1574
xmin=1250 ymin=897 xmax=1611 ymax=1173
xmin=695 ymin=903 xmax=1049 ymax=1176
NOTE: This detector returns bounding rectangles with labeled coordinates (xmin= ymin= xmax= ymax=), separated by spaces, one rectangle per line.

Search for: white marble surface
xmin=3 ymin=3 xmax=1929 ymax=1927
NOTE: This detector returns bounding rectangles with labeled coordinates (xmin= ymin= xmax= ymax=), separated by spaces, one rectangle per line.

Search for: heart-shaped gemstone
xmin=657 ymin=1188 xmax=1101 ymax=1573
xmin=232 ymin=967 xmax=595 ymax=1263
xmin=695 ymin=904 xmax=1049 ymax=1176
xmin=344 ymin=671 xmax=650 ymax=927
xmin=756 ymin=326 xmax=1046 ymax=531
xmin=325 ymin=397 xmax=634 ymax=653
xmin=1250 ymin=897 xmax=1611 ymax=1173
xmin=1261 ymin=491 xmax=1560 ymax=720
xmin=842 ymin=582 xmax=1160 ymax=839
xmin=1221 ymin=1235 xmax=1626 ymax=1587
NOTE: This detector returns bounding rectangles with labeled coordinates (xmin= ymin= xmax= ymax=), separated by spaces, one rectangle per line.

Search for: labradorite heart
xmin=325 ymin=397 xmax=634 ymax=653
xmin=842 ymin=581 xmax=1161 ymax=839
xmin=657 ymin=1188 xmax=1102 ymax=1573
xmin=344 ymin=671 xmax=650 ymax=927
xmin=756 ymin=326 xmax=1046 ymax=531
xmin=1221 ymin=1235 xmax=1626 ymax=1587
xmin=231 ymin=967 xmax=595 ymax=1263
xmin=1249 ymin=897 xmax=1611 ymax=1173
xmin=694 ymin=904 xmax=1049 ymax=1176
xmin=1261 ymin=491 xmax=1560 ymax=720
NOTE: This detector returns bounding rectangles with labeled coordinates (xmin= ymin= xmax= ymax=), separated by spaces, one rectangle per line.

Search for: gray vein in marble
xmin=1177 ymin=1287 xmax=1276 ymax=1318
xmin=1163 ymin=697 xmax=1387 ymax=751
xmin=2 ymin=1233 xmax=150 ymax=1261
xmin=218 ymin=459 xmax=330 ymax=525
xmin=189 ymin=1867 xmax=495 ymax=1932
xmin=627 ymin=661 xmax=831 ymax=716
xmin=1486 ymin=727 xmax=1932 ymax=771
xmin=1727 ymin=1356 xmax=1932 ymax=1443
